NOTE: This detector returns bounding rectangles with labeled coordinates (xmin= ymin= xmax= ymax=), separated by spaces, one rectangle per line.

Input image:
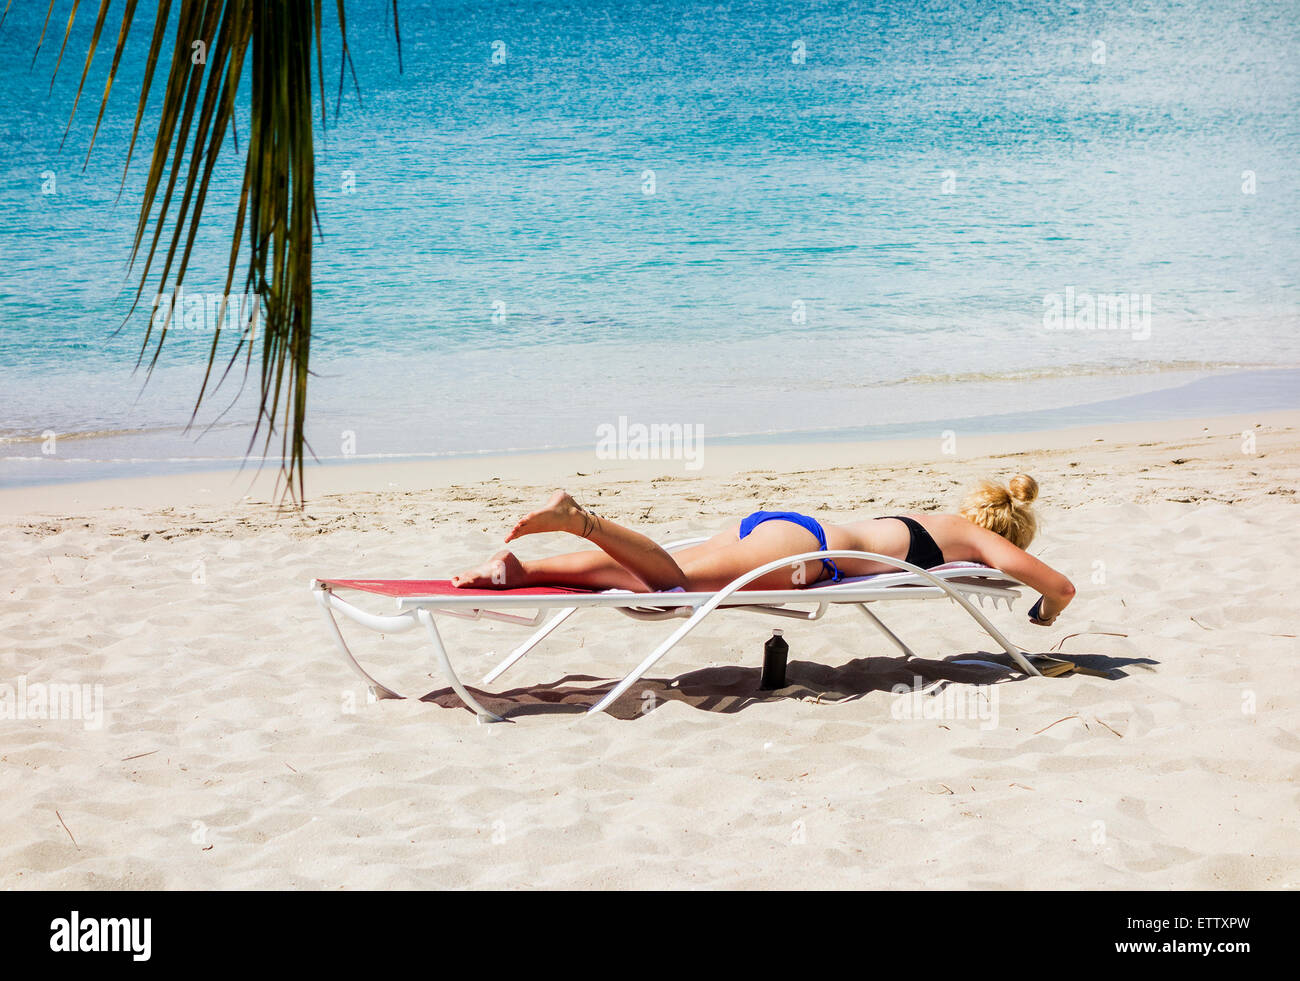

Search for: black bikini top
xmin=883 ymin=515 xmax=946 ymax=570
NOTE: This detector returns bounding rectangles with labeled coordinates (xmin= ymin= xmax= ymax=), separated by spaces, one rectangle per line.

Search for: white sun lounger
xmin=311 ymin=539 xmax=1041 ymax=722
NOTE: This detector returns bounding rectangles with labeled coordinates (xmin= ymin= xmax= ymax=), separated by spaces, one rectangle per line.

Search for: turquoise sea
xmin=1 ymin=0 xmax=1298 ymax=485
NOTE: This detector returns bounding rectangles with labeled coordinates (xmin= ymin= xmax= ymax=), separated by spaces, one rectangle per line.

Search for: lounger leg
xmin=945 ymin=604 xmax=1040 ymax=676
xmin=856 ymin=604 xmax=917 ymax=658
xmin=588 ymin=606 xmax=713 ymax=715
xmin=416 ymin=609 xmax=508 ymax=724
xmin=482 ymin=606 xmax=579 ymax=684
xmin=314 ymin=588 xmax=403 ymax=701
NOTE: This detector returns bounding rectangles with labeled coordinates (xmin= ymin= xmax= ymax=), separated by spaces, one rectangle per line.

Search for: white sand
xmin=2 ymin=410 xmax=1298 ymax=889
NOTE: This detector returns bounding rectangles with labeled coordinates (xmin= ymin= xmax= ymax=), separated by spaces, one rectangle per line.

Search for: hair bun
xmin=978 ymin=483 xmax=1011 ymax=509
xmin=1009 ymin=474 xmax=1039 ymax=504
xmin=960 ymin=476 xmax=1038 ymax=547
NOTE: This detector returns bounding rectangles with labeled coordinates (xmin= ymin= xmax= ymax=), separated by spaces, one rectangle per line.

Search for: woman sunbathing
xmin=452 ymin=474 xmax=1075 ymax=625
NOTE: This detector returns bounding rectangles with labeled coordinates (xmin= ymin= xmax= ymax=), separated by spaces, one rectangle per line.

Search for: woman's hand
xmin=1028 ymin=596 xmax=1059 ymax=626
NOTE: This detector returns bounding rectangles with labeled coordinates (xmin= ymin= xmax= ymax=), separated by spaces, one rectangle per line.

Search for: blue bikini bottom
xmin=738 ymin=510 xmax=842 ymax=583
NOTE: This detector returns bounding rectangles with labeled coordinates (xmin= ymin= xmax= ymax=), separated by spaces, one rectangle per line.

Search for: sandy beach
xmin=2 ymin=409 xmax=1298 ymax=890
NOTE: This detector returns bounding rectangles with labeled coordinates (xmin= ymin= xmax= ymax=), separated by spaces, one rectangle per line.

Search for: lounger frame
xmin=311 ymin=541 xmax=1039 ymax=722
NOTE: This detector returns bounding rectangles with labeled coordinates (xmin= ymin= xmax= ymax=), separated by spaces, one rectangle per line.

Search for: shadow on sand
xmin=419 ymin=650 xmax=1152 ymax=722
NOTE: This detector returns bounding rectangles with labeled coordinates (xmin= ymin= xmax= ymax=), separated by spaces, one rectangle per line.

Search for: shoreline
xmin=3 ymin=365 xmax=1297 ymax=494
xmin=3 ymin=407 xmax=1296 ymax=514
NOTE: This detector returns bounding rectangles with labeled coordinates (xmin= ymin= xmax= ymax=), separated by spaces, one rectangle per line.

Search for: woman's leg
xmin=451 ymin=491 xmax=734 ymax=591
xmin=511 ymin=524 xmax=741 ymax=590
xmin=507 ymin=491 xmax=689 ymax=590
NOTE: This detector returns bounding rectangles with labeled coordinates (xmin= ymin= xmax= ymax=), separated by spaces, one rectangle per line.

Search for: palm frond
xmin=27 ymin=1 xmax=56 ymax=69
xmin=391 ymin=0 xmax=401 ymax=73
xmin=115 ymin=0 xmax=172 ymax=199
xmin=333 ymin=0 xmax=361 ymax=119
xmin=48 ymin=0 xmax=82 ymax=91
xmin=39 ymin=0 xmax=401 ymax=503
xmin=59 ymin=0 xmax=110 ymax=149
xmin=82 ymin=0 xmax=140 ymax=168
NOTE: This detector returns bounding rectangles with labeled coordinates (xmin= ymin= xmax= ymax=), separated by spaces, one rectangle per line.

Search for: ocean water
xmin=1 ymin=0 xmax=1298 ymax=485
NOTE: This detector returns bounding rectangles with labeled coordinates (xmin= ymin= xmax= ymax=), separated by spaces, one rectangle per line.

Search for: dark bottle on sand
xmin=760 ymin=629 xmax=788 ymax=690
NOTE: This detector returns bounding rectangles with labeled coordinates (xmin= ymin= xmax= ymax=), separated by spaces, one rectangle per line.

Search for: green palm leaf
xmin=29 ymin=0 xmax=400 ymax=502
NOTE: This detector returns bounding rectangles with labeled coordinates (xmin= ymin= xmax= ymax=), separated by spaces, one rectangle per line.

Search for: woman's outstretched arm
xmin=969 ymin=525 xmax=1076 ymax=624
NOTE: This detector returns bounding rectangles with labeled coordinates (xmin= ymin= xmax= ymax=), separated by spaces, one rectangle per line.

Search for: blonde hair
xmin=959 ymin=474 xmax=1038 ymax=549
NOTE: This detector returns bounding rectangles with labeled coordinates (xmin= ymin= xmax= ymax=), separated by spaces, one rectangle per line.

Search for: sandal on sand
xmin=1029 ymin=653 xmax=1111 ymax=678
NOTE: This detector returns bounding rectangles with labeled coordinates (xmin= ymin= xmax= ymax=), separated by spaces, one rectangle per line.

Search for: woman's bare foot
xmin=504 ymin=490 xmax=594 ymax=543
xmin=451 ymin=549 xmax=527 ymax=589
